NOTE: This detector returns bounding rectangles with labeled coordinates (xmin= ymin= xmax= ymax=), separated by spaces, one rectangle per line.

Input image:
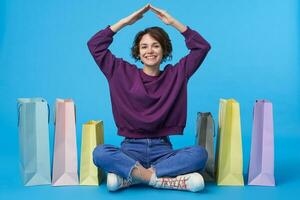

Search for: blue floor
xmin=1 ymin=135 xmax=299 ymax=200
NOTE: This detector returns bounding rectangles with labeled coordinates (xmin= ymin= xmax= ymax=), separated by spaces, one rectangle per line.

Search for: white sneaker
xmin=149 ymin=172 xmax=205 ymax=192
xmin=106 ymin=173 xmax=139 ymax=191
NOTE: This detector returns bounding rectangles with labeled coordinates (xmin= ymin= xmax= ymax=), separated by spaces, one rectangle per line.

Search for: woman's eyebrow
xmin=140 ymin=42 xmax=160 ymax=45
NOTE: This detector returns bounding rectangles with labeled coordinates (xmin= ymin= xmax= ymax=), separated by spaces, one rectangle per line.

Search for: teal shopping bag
xmin=17 ymin=98 xmax=51 ymax=186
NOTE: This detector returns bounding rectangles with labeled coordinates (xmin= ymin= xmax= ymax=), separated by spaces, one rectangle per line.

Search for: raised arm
xmin=110 ymin=4 xmax=150 ymax=32
xmin=150 ymin=5 xmax=187 ymax=33
xmin=150 ymin=5 xmax=211 ymax=79
xmin=87 ymin=4 xmax=151 ymax=80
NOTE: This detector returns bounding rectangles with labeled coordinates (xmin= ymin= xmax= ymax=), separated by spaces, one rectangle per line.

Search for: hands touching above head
xmin=120 ymin=4 xmax=174 ymax=26
xmin=120 ymin=4 xmax=151 ymax=26
xmin=110 ymin=4 xmax=187 ymax=33
xmin=149 ymin=5 xmax=187 ymax=32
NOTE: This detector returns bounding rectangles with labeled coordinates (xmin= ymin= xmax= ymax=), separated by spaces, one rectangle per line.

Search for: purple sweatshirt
xmin=87 ymin=26 xmax=210 ymax=138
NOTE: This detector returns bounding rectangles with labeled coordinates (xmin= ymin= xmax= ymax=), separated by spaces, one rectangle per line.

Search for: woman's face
xmin=139 ymin=33 xmax=163 ymax=68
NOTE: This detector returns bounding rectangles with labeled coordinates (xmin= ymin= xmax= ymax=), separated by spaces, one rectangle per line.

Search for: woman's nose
xmin=146 ymin=47 xmax=154 ymax=53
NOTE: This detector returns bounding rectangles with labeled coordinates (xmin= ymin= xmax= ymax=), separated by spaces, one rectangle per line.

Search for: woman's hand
xmin=110 ymin=4 xmax=150 ymax=32
xmin=149 ymin=5 xmax=187 ymax=33
xmin=149 ymin=5 xmax=175 ymax=25
xmin=121 ymin=4 xmax=151 ymax=25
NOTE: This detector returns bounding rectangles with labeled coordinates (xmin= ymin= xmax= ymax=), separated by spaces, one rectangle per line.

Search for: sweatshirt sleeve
xmin=87 ymin=26 xmax=126 ymax=80
xmin=174 ymin=26 xmax=211 ymax=80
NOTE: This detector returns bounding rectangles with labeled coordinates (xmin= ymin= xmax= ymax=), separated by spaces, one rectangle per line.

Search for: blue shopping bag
xmin=17 ymin=98 xmax=51 ymax=186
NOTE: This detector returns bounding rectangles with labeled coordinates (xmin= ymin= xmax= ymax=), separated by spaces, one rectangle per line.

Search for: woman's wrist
xmin=170 ymin=19 xmax=187 ymax=33
xmin=110 ymin=19 xmax=127 ymax=33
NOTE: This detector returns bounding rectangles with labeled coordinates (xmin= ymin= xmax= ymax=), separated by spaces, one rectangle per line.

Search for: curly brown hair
xmin=131 ymin=26 xmax=172 ymax=63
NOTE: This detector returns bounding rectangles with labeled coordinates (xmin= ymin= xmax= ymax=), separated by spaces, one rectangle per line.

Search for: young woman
xmin=88 ymin=4 xmax=211 ymax=192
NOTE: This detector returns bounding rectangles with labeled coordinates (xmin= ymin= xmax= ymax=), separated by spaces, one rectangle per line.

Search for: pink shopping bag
xmin=52 ymin=99 xmax=79 ymax=186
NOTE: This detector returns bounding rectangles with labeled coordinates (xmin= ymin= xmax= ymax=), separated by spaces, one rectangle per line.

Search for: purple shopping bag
xmin=248 ymin=100 xmax=275 ymax=186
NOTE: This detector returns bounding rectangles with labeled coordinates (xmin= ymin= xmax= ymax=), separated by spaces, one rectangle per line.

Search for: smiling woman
xmin=131 ymin=26 xmax=173 ymax=76
xmin=87 ymin=3 xmax=211 ymax=193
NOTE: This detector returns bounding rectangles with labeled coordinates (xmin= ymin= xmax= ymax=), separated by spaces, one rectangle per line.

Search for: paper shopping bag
xmin=80 ymin=120 xmax=104 ymax=185
xmin=216 ymin=99 xmax=244 ymax=186
xmin=17 ymin=98 xmax=51 ymax=186
xmin=196 ymin=112 xmax=215 ymax=182
xmin=248 ymin=100 xmax=275 ymax=186
xmin=52 ymin=99 xmax=79 ymax=186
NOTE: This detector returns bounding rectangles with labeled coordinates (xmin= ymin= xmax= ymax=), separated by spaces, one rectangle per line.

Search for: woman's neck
xmin=142 ymin=65 xmax=160 ymax=76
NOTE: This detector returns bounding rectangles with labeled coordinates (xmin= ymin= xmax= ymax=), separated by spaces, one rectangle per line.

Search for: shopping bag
xmin=17 ymin=98 xmax=51 ymax=186
xmin=248 ymin=100 xmax=275 ymax=186
xmin=195 ymin=112 xmax=215 ymax=182
xmin=80 ymin=120 xmax=104 ymax=185
xmin=52 ymin=99 xmax=79 ymax=186
xmin=216 ymin=99 xmax=244 ymax=186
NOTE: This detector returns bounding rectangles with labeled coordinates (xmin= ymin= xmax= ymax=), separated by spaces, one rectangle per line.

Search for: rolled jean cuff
xmin=150 ymin=164 xmax=159 ymax=177
xmin=127 ymin=161 xmax=140 ymax=181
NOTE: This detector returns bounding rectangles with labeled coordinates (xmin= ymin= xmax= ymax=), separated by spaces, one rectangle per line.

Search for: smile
xmin=145 ymin=55 xmax=157 ymax=60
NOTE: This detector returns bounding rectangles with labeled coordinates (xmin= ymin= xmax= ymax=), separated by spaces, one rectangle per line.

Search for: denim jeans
xmin=93 ymin=136 xmax=208 ymax=180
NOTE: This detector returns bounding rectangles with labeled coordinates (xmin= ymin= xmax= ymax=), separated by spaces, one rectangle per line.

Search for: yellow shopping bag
xmin=216 ymin=99 xmax=244 ymax=186
xmin=80 ymin=120 xmax=104 ymax=185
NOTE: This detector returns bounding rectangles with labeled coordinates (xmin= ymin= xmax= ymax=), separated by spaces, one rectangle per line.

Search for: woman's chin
xmin=143 ymin=61 xmax=160 ymax=67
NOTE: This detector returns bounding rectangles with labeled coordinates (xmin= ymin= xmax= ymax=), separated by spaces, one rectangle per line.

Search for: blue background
xmin=1 ymin=0 xmax=299 ymax=199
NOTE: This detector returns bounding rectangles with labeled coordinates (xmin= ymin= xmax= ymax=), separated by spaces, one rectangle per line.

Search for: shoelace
xmin=121 ymin=179 xmax=133 ymax=188
xmin=159 ymin=176 xmax=190 ymax=189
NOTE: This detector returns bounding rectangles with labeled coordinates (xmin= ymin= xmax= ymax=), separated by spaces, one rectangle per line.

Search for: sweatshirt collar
xmin=139 ymin=68 xmax=161 ymax=82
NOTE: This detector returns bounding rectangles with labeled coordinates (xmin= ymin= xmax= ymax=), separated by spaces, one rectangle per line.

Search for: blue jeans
xmin=93 ymin=136 xmax=208 ymax=180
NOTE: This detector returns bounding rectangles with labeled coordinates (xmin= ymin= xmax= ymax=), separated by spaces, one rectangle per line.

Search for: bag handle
xmin=47 ymin=103 xmax=50 ymax=124
xmin=211 ymin=113 xmax=216 ymax=137
xmin=17 ymin=99 xmax=50 ymax=126
xmin=54 ymin=102 xmax=56 ymax=126
xmin=17 ymin=103 xmax=22 ymax=127
xmin=74 ymin=103 xmax=77 ymax=124
xmin=54 ymin=100 xmax=76 ymax=125
xmin=196 ymin=112 xmax=216 ymax=137
xmin=254 ymin=100 xmax=263 ymax=119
